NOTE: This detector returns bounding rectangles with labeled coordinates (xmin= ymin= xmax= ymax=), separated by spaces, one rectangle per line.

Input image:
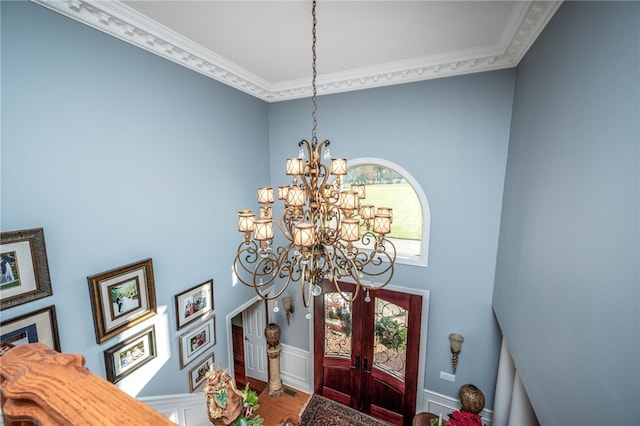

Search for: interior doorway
xmin=228 ymin=297 xmax=269 ymax=392
xmin=313 ymin=280 xmax=424 ymax=426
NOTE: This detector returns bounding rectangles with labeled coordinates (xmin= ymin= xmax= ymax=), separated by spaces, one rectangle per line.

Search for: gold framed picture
xmin=104 ymin=325 xmax=157 ymax=384
xmin=88 ymin=258 xmax=157 ymax=343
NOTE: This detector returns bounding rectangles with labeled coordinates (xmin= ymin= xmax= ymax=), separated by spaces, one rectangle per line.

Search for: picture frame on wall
xmin=178 ymin=315 xmax=215 ymax=369
xmin=88 ymin=258 xmax=157 ymax=344
xmin=0 ymin=305 xmax=61 ymax=351
xmin=0 ymin=228 xmax=53 ymax=310
xmin=174 ymin=279 xmax=213 ymax=330
xmin=188 ymin=352 xmax=214 ymax=392
xmin=104 ymin=325 xmax=157 ymax=384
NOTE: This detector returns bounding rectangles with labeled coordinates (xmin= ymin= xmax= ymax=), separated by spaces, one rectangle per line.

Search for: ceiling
xmin=33 ymin=0 xmax=562 ymax=102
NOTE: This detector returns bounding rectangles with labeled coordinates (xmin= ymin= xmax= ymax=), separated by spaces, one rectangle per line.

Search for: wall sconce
xmin=449 ymin=333 xmax=464 ymax=374
xmin=282 ymin=297 xmax=295 ymax=325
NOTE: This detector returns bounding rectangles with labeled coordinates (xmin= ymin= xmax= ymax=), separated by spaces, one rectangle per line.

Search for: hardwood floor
xmin=255 ymin=385 xmax=311 ymax=426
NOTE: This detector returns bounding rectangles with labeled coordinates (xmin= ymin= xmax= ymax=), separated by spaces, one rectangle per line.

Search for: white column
xmin=508 ymin=373 xmax=539 ymax=426
xmin=492 ymin=338 xmax=515 ymax=426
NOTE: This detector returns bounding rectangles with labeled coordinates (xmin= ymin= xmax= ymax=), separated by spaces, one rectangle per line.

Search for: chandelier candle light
xmin=233 ymin=0 xmax=396 ymax=308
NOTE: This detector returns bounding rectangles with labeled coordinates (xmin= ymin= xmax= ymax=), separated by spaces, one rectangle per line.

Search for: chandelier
xmin=233 ymin=0 xmax=396 ymax=308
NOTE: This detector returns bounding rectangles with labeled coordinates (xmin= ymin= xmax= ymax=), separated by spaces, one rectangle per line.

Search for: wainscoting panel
xmin=419 ymin=389 xmax=493 ymax=426
xmin=140 ymin=393 xmax=208 ymax=426
xmin=279 ymin=343 xmax=312 ymax=394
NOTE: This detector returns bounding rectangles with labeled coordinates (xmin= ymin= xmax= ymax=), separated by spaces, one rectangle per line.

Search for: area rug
xmin=299 ymin=394 xmax=392 ymax=426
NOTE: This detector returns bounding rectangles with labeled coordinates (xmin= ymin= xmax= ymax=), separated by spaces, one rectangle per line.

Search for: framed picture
xmin=174 ymin=279 xmax=214 ymax=330
xmin=1 ymin=228 xmax=52 ymax=310
xmin=188 ymin=352 xmax=214 ymax=392
xmin=88 ymin=258 xmax=157 ymax=343
xmin=0 ymin=305 xmax=61 ymax=351
xmin=104 ymin=325 xmax=157 ymax=384
xmin=178 ymin=315 xmax=215 ymax=369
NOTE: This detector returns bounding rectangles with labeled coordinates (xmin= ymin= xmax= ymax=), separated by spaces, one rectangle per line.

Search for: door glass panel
xmin=373 ymin=297 xmax=407 ymax=381
xmin=324 ymin=292 xmax=352 ymax=358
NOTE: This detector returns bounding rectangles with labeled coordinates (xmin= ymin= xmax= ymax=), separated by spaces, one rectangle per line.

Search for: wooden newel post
xmin=0 ymin=343 xmax=174 ymax=426
xmin=264 ymin=323 xmax=284 ymax=397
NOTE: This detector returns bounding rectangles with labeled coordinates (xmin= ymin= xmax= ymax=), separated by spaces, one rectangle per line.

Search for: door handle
xmin=244 ymin=336 xmax=249 ymax=341
xmin=355 ymin=355 xmax=360 ymax=370
xmin=363 ymin=357 xmax=369 ymax=372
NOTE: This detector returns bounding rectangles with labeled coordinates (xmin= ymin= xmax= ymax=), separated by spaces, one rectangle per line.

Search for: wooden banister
xmin=0 ymin=343 xmax=175 ymax=425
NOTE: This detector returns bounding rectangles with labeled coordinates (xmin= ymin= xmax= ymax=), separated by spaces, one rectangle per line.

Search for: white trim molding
xmin=140 ymin=393 xmax=209 ymax=426
xmin=280 ymin=344 xmax=313 ymax=395
xmin=30 ymin=0 xmax=562 ymax=102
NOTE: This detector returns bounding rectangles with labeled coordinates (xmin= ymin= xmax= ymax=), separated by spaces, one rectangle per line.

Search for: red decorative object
xmin=444 ymin=410 xmax=484 ymax=426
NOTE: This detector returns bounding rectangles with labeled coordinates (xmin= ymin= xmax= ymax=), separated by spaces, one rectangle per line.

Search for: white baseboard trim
xmin=419 ymin=389 xmax=493 ymax=426
xmin=280 ymin=343 xmax=312 ymax=394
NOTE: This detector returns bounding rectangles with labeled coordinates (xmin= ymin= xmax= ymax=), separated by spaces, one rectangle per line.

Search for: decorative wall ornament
xmin=282 ymin=296 xmax=294 ymax=325
xmin=449 ymin=333 xmax=464 ymax=374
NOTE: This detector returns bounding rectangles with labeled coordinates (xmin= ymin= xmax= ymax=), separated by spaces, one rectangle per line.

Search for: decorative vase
xmin=264 ymin=323 xmax=281 ymax=349
xmin=459 ymin=384 xmax=485 ymax=414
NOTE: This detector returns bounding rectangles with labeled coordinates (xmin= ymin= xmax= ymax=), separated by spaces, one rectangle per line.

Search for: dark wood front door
xmin=314 ymin=280 xmax=422 ymax=426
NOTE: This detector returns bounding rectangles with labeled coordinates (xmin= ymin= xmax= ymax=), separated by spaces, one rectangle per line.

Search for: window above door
xmin=345 ymin=158 xmax=430 ymax=267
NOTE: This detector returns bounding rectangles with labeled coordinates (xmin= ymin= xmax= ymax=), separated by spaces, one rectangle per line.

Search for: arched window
xmin=344 ymin=158 xmax=430 ymax=267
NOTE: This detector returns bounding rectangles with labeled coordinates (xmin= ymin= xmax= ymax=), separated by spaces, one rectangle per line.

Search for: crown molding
xmin=31 ymin=0 xmax=562 ymax=103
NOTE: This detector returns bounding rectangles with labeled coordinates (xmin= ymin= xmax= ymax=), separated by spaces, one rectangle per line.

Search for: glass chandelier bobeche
xmin=233 ymin=1 xmax=396 ymax=308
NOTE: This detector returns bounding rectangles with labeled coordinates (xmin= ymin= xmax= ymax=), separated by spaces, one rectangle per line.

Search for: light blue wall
xmin=1 ymin=1 xmax=269 ymax=396
xmin=2 ymin=0 xmax=516 ymax=403
xmin=9 ymin=0 xmax=635 ymax=418
xmin=268 ymin=70 xmax=516 ymax=407
xmin=493 ymin=2 xmax=640 ymax=424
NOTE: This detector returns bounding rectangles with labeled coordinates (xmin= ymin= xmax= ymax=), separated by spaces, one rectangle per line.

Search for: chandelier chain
xmin=311 ymin=0 xmax=318 ymax=144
